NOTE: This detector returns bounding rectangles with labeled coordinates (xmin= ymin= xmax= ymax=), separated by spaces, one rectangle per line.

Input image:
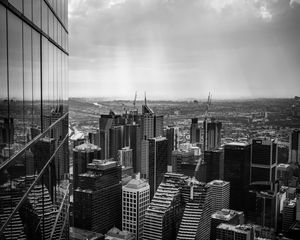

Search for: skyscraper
xmin=74 ymin=159 xmax=122 ymax=234
xmin=203 ymin=118 xmax=222 ymax=151
xmin=176 ymin=178 xmax=212 ymax=240
xmin=289 ymin=129 xmax=300 ymax=164
xmin=204 ymin=148 xmax=224 ymax=182
xmin=148 ymin=136 xmax=168 ymax=199
xmin=73 ymin=142 xmax=101 ymax=189
xmin=190 ymin=118 xmax=201 ymax=144
xmin=122 ymin=175 xmax=150 ymax=239
xmin=210 ymin=209 xmax=244 ymax=240
xmin=0 ymin=0 xmax=69 ymax=238
xmin=143 ymin=172 xmax=187 ymax=240
xmin=250 ymin=139 xmax=277 ymax=187
xmin=171 ymin=149 xmax=195 ymax=176
xmin=207 ymin=180 xmax=230 ymax=214
xmin=164 ymin=126 xmax=179 ymax=165
xmin=224 ymin=142 xmax=251 ymax=211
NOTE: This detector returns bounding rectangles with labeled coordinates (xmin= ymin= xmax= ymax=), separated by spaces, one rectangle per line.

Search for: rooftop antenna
xmin=144 ymin=91 xmax=147 ymax=106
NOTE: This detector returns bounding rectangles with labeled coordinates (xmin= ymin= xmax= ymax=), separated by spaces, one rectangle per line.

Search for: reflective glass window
xmin=9 ymin=0 xmax=23 ymax=13
xmin=49 ymin=42 xmax=54 ymax=112
xmin=49 ymin=10 xmax=53 ymax=40
xmin=33 ymin=0 xmax=41 ymax=28
xmin=0 ymin=5 xmax=9 ymax=149
xmin=24 ymin=0 xmax=32 ymax=20
xmin=32 ymin=30 xmax=41 ymax=131
xmin=54 ymin=17 xmax=57 ymax=43
xmin=42 ymin=0 xmax=48 ymax=34
xmin=8 ymin=12 xmax=25 ymax=147
xmin=42 ymin=37 xmax=50 ymax=118
xmin=53 ymin=47 xmax=57 ymax=107
xmin=58 ymin=23 xmax=61 ymax=47
xmin=23 ymin=23 xmax=33 ymax=143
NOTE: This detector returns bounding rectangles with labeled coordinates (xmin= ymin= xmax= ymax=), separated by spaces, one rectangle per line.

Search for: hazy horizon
xmin=69 ymin=0 xmax=300 ymax=99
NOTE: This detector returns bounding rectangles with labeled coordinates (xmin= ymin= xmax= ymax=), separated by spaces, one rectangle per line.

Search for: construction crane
xmin=203 ymin=92 xmax=212 ymax=151
xmin=204 ymin=92 xmax=212 ymax=119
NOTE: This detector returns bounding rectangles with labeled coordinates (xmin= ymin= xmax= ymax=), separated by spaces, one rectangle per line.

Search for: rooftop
xmin=225 ymin=142 xmax=249 ymax=147
xmin=74 ymin=142 xmax=100 ymax=151
xmin=124 ymin=178 xmax=149 ymax=190
xmin=208 ymin=180 xmax=229 ymax=187
xmin=87 ymin=159 xmax=117 ymax=170
xmin=212 ymin=209 xmax=243 ymax=221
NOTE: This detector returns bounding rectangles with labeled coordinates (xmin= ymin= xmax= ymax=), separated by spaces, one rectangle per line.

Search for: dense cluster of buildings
xmin=68 ymin=95 xmax=300 ymax=240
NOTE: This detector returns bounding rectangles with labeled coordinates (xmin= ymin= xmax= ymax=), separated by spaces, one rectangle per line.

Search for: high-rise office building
xmin=190 ymin=118 xmax=201 ymax=144
xmin=204 ymin=148 xmax=224 ymax=182
xmin=176 ymin=178 xmax=212 ymax=240
xmin=250 ymin=139 xmax=277 ymax=188
xmin=289 ymin=129 xmax=300 ymax=164
xmin=124 ymin=123 xmax=141 ymax=173
xmin=143 ymin=172 xmax=187 ymax=240
xmin=164 ymin=126 xmax=179 ymax=165
xmin=74 ymin=159 xmax=122 ymax=234
xmin=154 ymin=115 xmax=164 ymax=137
xmin=0 ymin=0 xmax=69 ymax=238
xmin=207 ymin=180 xmax=230 ymax=214
xmin=171 ymin=149 xmax=195 ymax=176
xmin=148 ymin=136 xmax=168 ymax=199
xmin=118 ymin=146 xmax=133 ymax=167
xmin=99 ymin=113 xmax=115 ymax=159
xmin=88 ymin=130 xmax=100 ymax=147
xmin=224 ymin=142 xmax=251 ymax=211
xmin=203 ymin=118 xmax=222 ymax=151
xmin=73 ymin=142 xmax=101 ymax=189
xmin=141 ymin=105 xmax=154 ymax=140
xmin=282 ymin=199 xmax=296 ymax=233
xmin=122 ymin=175 xmax=150 ymax=239
xmin=210 ymin=209 xmax=244 ymax=240
xmin=277 ymin=163 xmax=293 ymax=188
xmin=109 ymin=125 xmax=125 ymax=161
xmin=255 ymin=191 xmax=276 ymax=229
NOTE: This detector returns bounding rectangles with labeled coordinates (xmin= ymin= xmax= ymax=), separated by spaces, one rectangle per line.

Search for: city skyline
xmin=69 ymin=0 xmax=300 ymax=100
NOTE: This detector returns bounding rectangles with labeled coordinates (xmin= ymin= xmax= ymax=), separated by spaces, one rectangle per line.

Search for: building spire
xmin=144 ymin=91 xmax=147 ymax=106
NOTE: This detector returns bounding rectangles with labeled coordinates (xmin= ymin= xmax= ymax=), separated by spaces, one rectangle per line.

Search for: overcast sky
xmin=68 ymin=0 xmax=300 ymax=100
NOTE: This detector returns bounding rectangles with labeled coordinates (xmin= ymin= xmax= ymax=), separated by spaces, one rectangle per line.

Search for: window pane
xmin=24 ymin=0 xmax=32 ymax=20
xmin=54 ymin=17 xmax=57 ymax=43
xmin=8 ymin=12 xmax=25 ymax=148
xmin=42 ymin=37 xmax=50 ymax=118
xmin=53 ymin=46 xmax=57 ymax=108
xmin=42 ymin=0 xmax=48 ymax=34
xmin=49 ymin=42 xmax=54 ymax=116
xmin=0 ymin=5 xmax=10 ymax=150
xmin=49 ymin=10 xmax=53 ymax=40
xmin=32 ymin=30 xmax=41 ymax=131
xmin=23 ymin=23 xmax=33 ymax=144
xmin=9 ymin=0 xmax=23 ymax=13
xmin=33 ymin=0 xmax=41 ymax=28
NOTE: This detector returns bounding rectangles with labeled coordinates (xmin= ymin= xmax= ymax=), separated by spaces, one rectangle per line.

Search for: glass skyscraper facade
xmin=0 ymin=0 xmax=69 ymax=239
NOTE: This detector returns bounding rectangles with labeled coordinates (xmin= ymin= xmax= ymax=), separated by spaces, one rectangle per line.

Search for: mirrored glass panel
xmin=32 ymin=30 xmax=41 ymax=132
xmin=9 ymin=0 xmax=23 ymax=13
xmin=42 ymin=0 xmax=48 ymax=34
xmin=23 ymin=23 xmax=33 ymax=144
xmin=24 ymin=0 xmax=32 ymax=20
xmin=0 ymin=5 xmax=10 ymax=153
xmin=33 ymin=0 xmax=41 ymax=28
xmin=8 ymin=12 xmax=25 ymax=150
